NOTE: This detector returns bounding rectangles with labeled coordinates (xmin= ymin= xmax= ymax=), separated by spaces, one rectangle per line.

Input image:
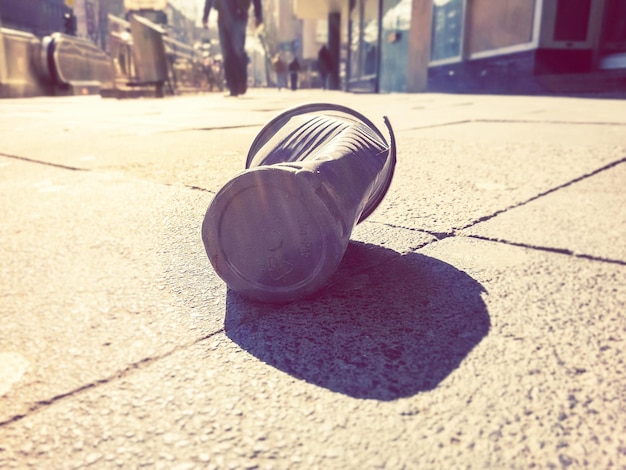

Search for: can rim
xmin=245 ymin=103 xmax=396 ymax=224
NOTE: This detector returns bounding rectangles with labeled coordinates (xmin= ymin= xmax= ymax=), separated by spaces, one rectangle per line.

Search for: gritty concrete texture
xmin=464 ymin=161 xmax=626 ymax=262
xmin=0 ymin=88 xmax=625 ymax=469
xmin=0 ymin=159 xmax=218 ymax=421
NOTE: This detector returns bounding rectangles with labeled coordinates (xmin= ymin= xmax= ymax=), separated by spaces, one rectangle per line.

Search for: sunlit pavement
xmin=1 ymin=88 xmax=625 ymax=468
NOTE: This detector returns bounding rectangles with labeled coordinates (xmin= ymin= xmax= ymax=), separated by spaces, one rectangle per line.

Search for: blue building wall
xmin=380 ymin=29 xmax=409 ymax=92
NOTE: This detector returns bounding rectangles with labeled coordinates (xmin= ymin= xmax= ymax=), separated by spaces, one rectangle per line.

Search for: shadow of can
xmin=224 ymin=243 xmax=490 ymax=400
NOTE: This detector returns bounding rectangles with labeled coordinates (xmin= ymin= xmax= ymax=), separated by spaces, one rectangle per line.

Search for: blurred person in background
xmin=203 ymin=0 xmax=262 ymax=96
xmin=317 ymin=45 xmax=333 ymax=90
xmin=288 ymin=56 xmax=300 ymax=91
xmin=272 ymin=53 xmax=287 ymax=91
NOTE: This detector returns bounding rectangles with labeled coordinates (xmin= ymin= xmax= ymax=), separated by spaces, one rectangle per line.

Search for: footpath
xmin=0 ymin=89 xmax=625 ymax=468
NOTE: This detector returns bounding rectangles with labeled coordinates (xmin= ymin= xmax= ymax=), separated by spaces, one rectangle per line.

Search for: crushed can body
xmin=202 ymin=103 xmax=396 ymax=303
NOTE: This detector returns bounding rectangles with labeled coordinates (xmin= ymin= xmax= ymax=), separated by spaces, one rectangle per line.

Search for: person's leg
xmin=218 ymin=18 xmax=238 ymax=95
xmin=230 ymin=17 xmax=248 ymax=95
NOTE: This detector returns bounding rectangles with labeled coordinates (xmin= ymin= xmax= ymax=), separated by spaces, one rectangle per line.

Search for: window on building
xmin=602 ymin=0 xmax=626 ymax=47
xmin=468 ymin=0 xmax=536 ymax=55
xmin=430 ymin=0 xmax=465 ymax=62
xmin=554 ymin=0 xmax=592 ymax=41
xmin=348 ymin=0 xmax=380 ymax=91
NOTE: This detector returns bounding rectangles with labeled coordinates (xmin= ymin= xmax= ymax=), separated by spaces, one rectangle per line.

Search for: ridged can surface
xmin=202 ymin=103 xmax=396 ymax=303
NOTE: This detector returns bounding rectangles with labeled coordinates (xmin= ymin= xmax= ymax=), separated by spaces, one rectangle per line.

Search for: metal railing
xmin=106 ymin=13 xmax=213 ymax=96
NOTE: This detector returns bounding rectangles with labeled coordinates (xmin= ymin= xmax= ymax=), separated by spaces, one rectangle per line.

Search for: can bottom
xmin=202 ymin=166 xmax=347 ymax=303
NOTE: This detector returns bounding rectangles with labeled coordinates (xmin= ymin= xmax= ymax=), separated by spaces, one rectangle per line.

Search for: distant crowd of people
xmin=269 ymin=45 xmax=334 ymax=92
xmin=271 ymin=54 xmax=302 ymax=91
xmin=201 ymin=0 xmax=335 ymax=96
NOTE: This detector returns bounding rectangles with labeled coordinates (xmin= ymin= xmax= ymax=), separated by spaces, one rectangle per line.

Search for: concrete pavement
xmin=0 ymin=89 xmax=625 ymax=468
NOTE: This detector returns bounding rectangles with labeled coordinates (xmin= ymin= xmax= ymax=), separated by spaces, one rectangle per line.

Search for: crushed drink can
xmin=202 ymin=103 xmax=396 ymax=303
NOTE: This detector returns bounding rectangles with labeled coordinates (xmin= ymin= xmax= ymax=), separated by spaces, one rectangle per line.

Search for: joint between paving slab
xmin=428 ymin=231 xmax=456 ymax=241
xmin=186 ymin=185 xmax=213 ymax=193
xmin=0 ymin=328 xmax=226 ymax=428
xmin=401 ymin=120 xmax=473 ymax=131
xmin=467 ymin=234 xmax=626 ymax=266
xmin=477 ymin=118 xmax=626 ymax=126
xmin=167 ymin=183 xmax=215 ymax=194
xmin=153 ymin=123 xmax=264 ymax=135
xmin=460 ymin=155 xmax=626 ymax=230
xmin=402 ymin=118 xmax=626 ymax=132
xmin=0 ymin=152 xmax=220 ymax=196
xmin=191 ymin=124 xmax=263 ymax=132
xmin=365 ymin=221 xmax=447 ymax=249
xmin=0 ymin=152 xmax=87 ymax=172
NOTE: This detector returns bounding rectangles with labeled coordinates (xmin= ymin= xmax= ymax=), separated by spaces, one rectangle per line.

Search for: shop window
xmin=554 ymin=0 xmax=592 ymax=41
xmin=599 ymin=0 xmax=626 ymax=69
xmin=602 ymin=0 xmax=626 ymax=47
xmin=348 ymin=0 xmax=380 ymax=91
xmin=430 ymin=0 xmax=465 ymax=62
xmin=380 ymin=0 xmax=412 ymax=92
xmin=468 ymin=0 xmax=535 ymax=55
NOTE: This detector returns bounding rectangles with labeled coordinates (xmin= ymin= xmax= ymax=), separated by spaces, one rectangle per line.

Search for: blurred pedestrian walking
xmin=203 ymin=0 xmax=263 ymax=97
xmin=288 ymin=57 xmax=301 ymax=91
xmin=317 ymin=45 xmax=333 ymax=90
xmin=272 ymin=53 xmax=287 ymax=91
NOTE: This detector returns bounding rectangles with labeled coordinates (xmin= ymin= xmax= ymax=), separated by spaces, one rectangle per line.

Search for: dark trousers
xmin=320 ymin=72 xmax=329 ymax=89
xmin=289 ymin=73 xmax=298 ymax=91
xmin=218 ymin=13 xmax=248 ymax=95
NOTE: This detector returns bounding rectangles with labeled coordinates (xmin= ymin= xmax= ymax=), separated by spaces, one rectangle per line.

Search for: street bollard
xmin=202 ymin=103 xmax=396 ymax=303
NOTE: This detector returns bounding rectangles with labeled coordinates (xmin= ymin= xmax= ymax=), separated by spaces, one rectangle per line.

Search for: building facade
xmin=427 ymin=0 xmax=626 ymax=93
xmin=293 ymin=0 xmax=626 ymax=93
xmin=0 ymin=0 xmax=199 ymax=50
xmin=0 ymin=0 xmax=72 ymax=36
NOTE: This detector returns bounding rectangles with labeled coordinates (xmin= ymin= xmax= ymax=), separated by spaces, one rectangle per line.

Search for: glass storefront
xmin=379 ymin=0 xmax=412 ymax=92
xmin=344 ymin=0 xmax=625 ymax=93
xmin=430 ymin=0 xmax=465 ymax=62
xmin=602 ymin=0 xmax=626 ymax=47
xmin=347 ymin=0 xmax=413 ymax=92
xmin=468 ymin=0 xmax=536 ymax=56
xmin=348 ymin=0 xmax=380 ymax=92
xmin=599 ymin=0 xmax=626 ymax=69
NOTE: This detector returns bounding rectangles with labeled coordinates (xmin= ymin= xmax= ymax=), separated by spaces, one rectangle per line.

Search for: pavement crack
xmin=366 ymin=221 xmax=444 ymax=249
xmin=429 ymin=231 xmax=455 ymax=241
xmin=191 ymin=124 xmax=262 ymax=132
xmin=0 ymin=152 xmax=88 ymax=171
xmin=173 ymin=183 xmax=215 ymax=194
xmin=401 ymin=120 xmax=472 ymax=131
xmin=402 ymin=118 xmax=626 ymax=132
xmin=155 ymin=124 xmax=263 ymax=134
xmin=467 ymin=234 xmax=626 ymax=266
xmin=0 ymin=154 xmax=217 ymax=194
xmin=0 ymin=329 xmax=225 ymax=428
xmin=185 ymin=185 xmax=212 ymax=192
xmin=477 ymin=118 xmax=626 ymax=126
xmin=363 ymin=154 xmax=624 ymax=264
xmin=552 ymin=347 xmax=589 ymax=376
xmin=460 ymin=155 xmax=626 ymax=230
